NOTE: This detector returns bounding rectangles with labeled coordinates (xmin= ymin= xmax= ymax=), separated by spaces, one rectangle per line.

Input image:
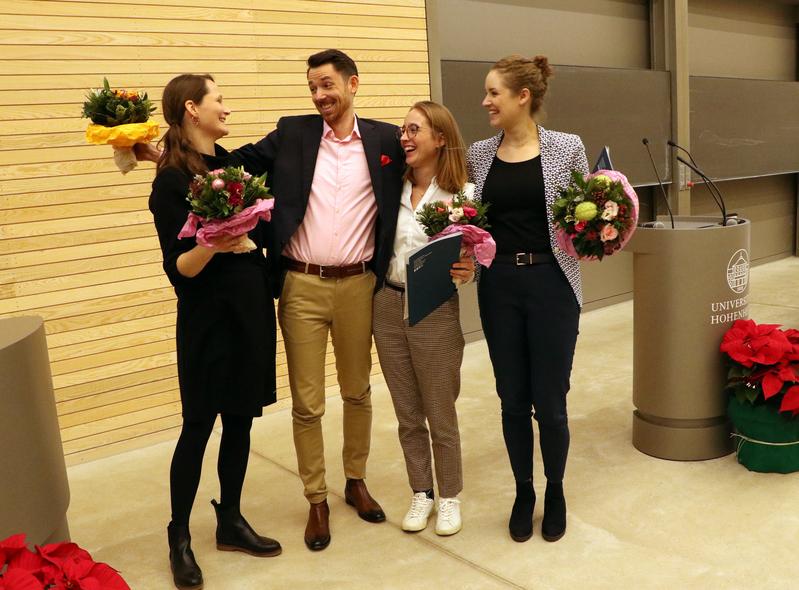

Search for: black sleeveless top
xmin=481 ymin=155 xmax=550 ymax=254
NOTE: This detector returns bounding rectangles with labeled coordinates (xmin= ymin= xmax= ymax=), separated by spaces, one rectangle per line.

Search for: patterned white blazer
xmin=466 ymin=126 xmax=589 ymax=307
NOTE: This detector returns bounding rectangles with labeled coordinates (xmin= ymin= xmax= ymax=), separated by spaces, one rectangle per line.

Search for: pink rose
xmin=209 ymin=169 xmax=224 ymax=176
xmin=600 ymin=224 xmax=619 ymax=242
xmin=211 ymin=178 xmax=225 ymax=191
xmin=462 ymin=206 xmax=477 ymax=219
xmin=574 ymin=221 xmax=587 ymax=233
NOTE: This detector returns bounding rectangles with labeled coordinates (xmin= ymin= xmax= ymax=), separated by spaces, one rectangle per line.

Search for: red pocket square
xmin=380 ymin=154 xmax=392 ymax=167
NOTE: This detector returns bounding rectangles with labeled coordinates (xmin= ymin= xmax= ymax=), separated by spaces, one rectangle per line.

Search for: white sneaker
xmin=401 ymin=493 xmax=435 ymax=532
xmin=435 ymin=497 xmax=462 ymax=536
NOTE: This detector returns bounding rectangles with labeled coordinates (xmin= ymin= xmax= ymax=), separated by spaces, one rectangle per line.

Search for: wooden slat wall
xmin=0 ymin=0 xmax=429 ymax=464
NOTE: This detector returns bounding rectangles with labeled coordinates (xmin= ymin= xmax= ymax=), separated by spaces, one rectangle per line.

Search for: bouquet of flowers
xmin=0 ymin=533 xmax=130 ymax=589
xmin=551 ymin=169 xmax=638 ymax=260
xmin=720 ymin=319 xmax=799 ymax=416
xmin=81 ymin=78 xmax=159 ymax=174
xmin=416 ymin=190 xmax=496 ymax=279
xmin=178 ymin=166 xmax=274 ymax=251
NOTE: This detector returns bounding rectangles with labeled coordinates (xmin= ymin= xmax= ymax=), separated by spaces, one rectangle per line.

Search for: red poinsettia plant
xmin=0 ymin=534 xmax=129 ymax=590
xmin=719 ymin=319 xmax=799 ymax=416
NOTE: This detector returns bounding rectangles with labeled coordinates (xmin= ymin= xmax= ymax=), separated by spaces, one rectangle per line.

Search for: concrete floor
xmin=65 ymin=257 xmax=799 ymax=590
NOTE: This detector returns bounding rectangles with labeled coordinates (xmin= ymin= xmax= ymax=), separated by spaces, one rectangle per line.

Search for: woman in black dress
xmin=149 ymin=74 xmax=281 ymax=590
xmin=467 ymin=55 xmax=588 ymax=544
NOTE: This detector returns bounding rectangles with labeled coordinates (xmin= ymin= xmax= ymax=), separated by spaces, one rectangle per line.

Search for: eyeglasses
xmin=395 ymin=124 xmax=425 ymax=140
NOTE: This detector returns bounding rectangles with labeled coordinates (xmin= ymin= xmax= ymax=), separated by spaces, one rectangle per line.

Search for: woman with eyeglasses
xmin=468 ymin=55 xmax=587 ymax=544
xmin=372 ymin=101 xmax=474 ymax=537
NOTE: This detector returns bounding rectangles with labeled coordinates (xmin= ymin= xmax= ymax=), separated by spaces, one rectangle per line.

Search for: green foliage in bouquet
xmin=81 ymin=78 xmax=156 ymax=126
xmin=188 ymin=166 xmax=272 ymax=220
xmin=416 ymin=190 xmax=490 ymax=237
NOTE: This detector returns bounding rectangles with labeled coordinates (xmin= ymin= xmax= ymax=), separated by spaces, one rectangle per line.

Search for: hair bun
xmin=532 ymin=55 xmax=553 ymax=80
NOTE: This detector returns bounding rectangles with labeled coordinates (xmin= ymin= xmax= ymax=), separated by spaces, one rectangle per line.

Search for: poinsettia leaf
xmin=83 ymin=564 xmax=131 ymax=590
xmin=778 ymin=385 xmax=799 ymax=414
xmin=8 ymin=547 xmax=46 ymax=572
xmin=777 ymin=364 xmax=797 ymax=381
xmin=727 ymin=365 xmax=747 ymax=378
xmin=761 ymin=372 xmax=783 ymax=398
xmin=0 ymin=534 xmax=29 ymax=568
xmin=0 ymin=567 xmax=44 ymax=590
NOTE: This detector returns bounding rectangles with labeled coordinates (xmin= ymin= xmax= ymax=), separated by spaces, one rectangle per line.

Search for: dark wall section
xmin=690 ymin=77 xmax=799 ymax=180
xmin=692 ymin=176 xmax=796 ymax=261
xmin=442 ymin=61 xmax=673 ymax=187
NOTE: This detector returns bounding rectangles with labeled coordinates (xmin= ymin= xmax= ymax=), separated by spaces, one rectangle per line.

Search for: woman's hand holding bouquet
xmin=81 ymin=78 xmax=159 ymax=174
xmin=416 ymin=190 xmax=496 ymax=285
xmin=178 ymin=166 xmax=274 ymax=252
xmin=551 ymin=169 xmax=639 ymax=260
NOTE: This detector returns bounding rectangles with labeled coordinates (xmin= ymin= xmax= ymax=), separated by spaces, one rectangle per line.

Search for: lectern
xmin=626 ymin=216 xmax=750 ymax=460
xmin=0 ymin=316 xmax=70 ymax=543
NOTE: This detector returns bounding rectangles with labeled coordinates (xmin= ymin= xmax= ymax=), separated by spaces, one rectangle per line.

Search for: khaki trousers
xmin=278 ymin=270 xmax=376 ymax=504
xmin=372 ymin=286 xmax=465 ymax=498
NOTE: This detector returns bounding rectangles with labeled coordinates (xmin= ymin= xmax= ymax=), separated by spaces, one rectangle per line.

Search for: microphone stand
xmin=674 ymin=155 xmax=728 ymax=225
xmin=668 ymin=141 xmax=729 ymax=226
xmin=641 ymin=138 xmax=675 ymax=228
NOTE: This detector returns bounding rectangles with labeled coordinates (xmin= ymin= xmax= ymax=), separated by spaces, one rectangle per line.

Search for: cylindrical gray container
xmin=626 ymin=216 xmax=750 ymax=460
xmin=0 ymin=316 xmax=70 ymax=543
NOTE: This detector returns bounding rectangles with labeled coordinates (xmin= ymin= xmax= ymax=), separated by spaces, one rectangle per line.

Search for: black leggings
xmin=170 ymin=413 xmax=254 ymax=526
xmin=478 ymin=261 xmax=580 ymax=484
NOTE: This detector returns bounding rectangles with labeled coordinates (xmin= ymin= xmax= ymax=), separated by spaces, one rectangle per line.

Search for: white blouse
xmin=387 ymin=178 xmax=476 ymax=286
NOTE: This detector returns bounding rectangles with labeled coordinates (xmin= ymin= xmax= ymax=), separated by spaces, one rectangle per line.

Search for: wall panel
xmin=436 ymin=0 xmax=649 ymax=68
xmin=0 ymin=0 xmax=428 ymax=464
xmin=690 ymin=76 xmax=799 ymax=180
xmin=691 ymin=175 xmax=796 ymax=261
xmin=688 ymin=0 xmax=796 ymax=80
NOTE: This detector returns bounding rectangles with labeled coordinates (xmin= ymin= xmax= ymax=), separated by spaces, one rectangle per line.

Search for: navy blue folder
xmin=592 ymin=146 xmax=614 ymax=172
xmin=404 ymin=233 xmax=463 ymax=327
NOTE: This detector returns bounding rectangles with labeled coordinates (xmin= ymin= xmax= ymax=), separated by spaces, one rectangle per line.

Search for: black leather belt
xmin=282 ymin=257 xmax=368 ymax=279
xmin=493 ymin=252 xmax=557 ymax=266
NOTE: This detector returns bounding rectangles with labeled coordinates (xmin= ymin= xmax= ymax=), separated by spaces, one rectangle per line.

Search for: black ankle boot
xmin=211 ymin=499 xmax=282 ymax=557
xmin=508 ymin=479 xmax=536 ymax=542
xmin=541 ymin=481 xmax=566 ymax=542
xmin=167 ymin=522 xmax=203 ymax=590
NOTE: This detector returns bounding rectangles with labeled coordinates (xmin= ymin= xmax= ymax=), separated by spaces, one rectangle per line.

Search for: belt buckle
xmin=318 ymin=265 xmax=331 ymax=279
xmin=515 ymin=252 xmax=530 ymax=266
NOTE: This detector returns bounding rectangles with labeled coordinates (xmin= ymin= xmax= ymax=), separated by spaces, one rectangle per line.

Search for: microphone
xmin=641 ymin=138 xmax=675 ymax=228
xmin=668 ymin=140 xmax=729 ymax=226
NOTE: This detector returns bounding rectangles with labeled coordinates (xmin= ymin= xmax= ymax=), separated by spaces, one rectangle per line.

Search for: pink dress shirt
xmin=282 ymin=118 xmax=377 ymax=266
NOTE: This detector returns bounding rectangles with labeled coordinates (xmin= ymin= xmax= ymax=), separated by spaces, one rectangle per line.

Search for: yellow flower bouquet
xmin=82 ymin=78 xmax=159 ymax=174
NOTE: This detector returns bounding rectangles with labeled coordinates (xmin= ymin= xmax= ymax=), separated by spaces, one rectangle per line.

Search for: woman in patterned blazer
xmin=466 ymin=55 xmax=588 ymax=544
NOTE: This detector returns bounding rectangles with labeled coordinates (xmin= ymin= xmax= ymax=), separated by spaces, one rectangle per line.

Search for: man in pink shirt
xmin=231 ymin=50 xmax=405 ymax=551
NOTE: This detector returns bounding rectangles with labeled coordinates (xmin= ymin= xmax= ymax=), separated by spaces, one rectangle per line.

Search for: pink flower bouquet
xmin=416 ymin=190 xmax=496 ymax=268
xmin=551 ymin=169 xmax=639 ymax=260
xmin=179 ymin=166 xmax=274 ymax=250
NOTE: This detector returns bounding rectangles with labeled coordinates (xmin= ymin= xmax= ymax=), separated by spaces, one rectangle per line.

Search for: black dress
xmin=149 ymin=145 xmax=277 ymax=419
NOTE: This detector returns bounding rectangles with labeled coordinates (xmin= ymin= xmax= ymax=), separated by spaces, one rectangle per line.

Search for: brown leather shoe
xmin=344 ymin=479 xmax=386 ymax=523
xmin=304 ymin=500 xmax=331 ymax=551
